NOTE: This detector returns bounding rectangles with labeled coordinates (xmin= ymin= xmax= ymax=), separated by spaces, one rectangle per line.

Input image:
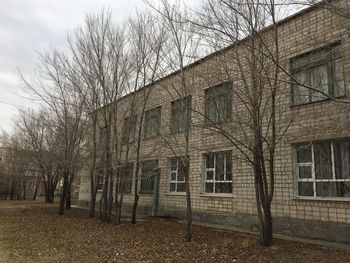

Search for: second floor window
xmin=205 ymin=82 xmax=232 ymax=124
xmin=122 ymin=115 xmax=136 ymax=144
xmin=291 ymin=43 xmax=344 ymax=105
xmin=140 ymin=160 xmax=159 ymax=194
xmin=171 ymin=96 xmax=191 ymax=133
xmin=144 ymin=107 xmax=161 ymax=139
xmin=204 ymin=151 xmax=232 ymax=194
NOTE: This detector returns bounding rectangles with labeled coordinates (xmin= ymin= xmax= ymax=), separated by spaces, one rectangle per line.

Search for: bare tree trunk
xmin=65 ymin=180 xmax=71 ymax=210
xmin=58 ymin=173 xmax=68 ymax=215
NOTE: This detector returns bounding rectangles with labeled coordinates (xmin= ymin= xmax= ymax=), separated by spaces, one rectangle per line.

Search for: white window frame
xmin=296 ymin=141 xmax=350 ymax=199
xmin=169 ymin=158 xmax=186 ymax=193
xmin=203 ymin=151 xmax=233 ymax=194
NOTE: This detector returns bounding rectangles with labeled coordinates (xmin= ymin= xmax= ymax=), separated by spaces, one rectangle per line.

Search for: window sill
xmin=165 ymin=192 xmax=186 ymax=196
xmin=290 ymin=95 xmax=346 ymax=108
xmin=200 ymin=193 xmax=233 ymax=198
xmin=293 ymin=196 xmax=350 ymax=202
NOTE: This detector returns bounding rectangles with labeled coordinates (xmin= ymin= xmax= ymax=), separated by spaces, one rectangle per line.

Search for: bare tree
xmin=146 ymin=0 xmax=203 ymax=241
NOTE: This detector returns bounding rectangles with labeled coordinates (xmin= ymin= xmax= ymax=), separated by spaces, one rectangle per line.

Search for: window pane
xmin=123 ymin=116 xmax=136 ymax=143
xmin=314 ymin=142 xmax=332 ymax=179
xmin=206 ymin=170 xmax=214 ymax=181
xmin=205 ymin=183 xmax=213 ymax=193
xmin=206 ymin=154 xmax=214 ymax=168
xmin=334 ymin=141 xmax=350 ymax=179
xmin=170 ymin=172 xmax=176 ymax=181
xmin=205 ymin=83 xmax=231 ymax=123
xmin=316 ymin=182 xmax=334 ymax=197
xmin=141 ymin=161 xmax=158 ymax=192
xmin=170 ymin=159 xmax=177 ymax=171
xmin=178 ymin=163 xmax=185 ymax=181
xmin=170 ymin=183 xmax=176 ymax=192
xmin=310 ymin=64 xmax=329 ymax=102
xmin=336 ymin=182 xmax=350 ymax=197
xmin=298 ymin=166 xmax=312 ymax=179
xmin=296 ymin=145 xmax=312 ymax=163
xmin=298 ymin=182 xmax=314 ymax=196
xmin=215 ymin=153 xmax=225 ymax=180
xmin=215 ymin=183 xmax=232 ymax=193
xmin=177 ymin=183 xmax=186 ymax=192
xmin=226 ymin=154 xmax=232 ymax=180
xmin=171 ymin=97 xmax=191 ymax=133
xmin=333 ymin=58 xmax=345 ymax=97
xmin=144 ymin=107 xmax=161 ymax=139
xmin=293 ymin=71 xmax=309 ymax=105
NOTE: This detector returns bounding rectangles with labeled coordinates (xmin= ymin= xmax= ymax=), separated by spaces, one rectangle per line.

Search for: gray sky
xmin=0 ymin=0 xmax=153 ymax=133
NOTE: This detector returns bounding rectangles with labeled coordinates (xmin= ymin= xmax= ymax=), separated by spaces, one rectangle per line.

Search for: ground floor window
xmin=117 ymin=163 xmax=133 ymax=193
xmin=169 ymin=157 xmax=188 ymax=193
xmin=96 ymin=169 xmax=104 ymax=191
xmin=296 ymin=140 xmax=350 ymax=198
xmin=140 ymin=160 xmax=159 ymax=194
xmin=203 ymin=151 xmax=232 ymax=194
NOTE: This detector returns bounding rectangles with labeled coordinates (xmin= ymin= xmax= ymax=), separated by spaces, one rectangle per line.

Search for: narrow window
xmin=205 ymin=82 xmax=232 ymax=124
xmin=204 ymin=151 xmax=232 ymax=194
xmin=171 ymin=96 xmax=191 ymax=133
xmin=144 ymin=107 xmax=161 ymax=139
xmin=296 ymin=140 xmax=350 ymax=198
xmin=96 ymin=169 xmax=105 ymax=191
xmin=122 ymin=115 xmax=136 ymax=144
xmin=140 ymin=160 xmax=159 ymax=194
xmin=291 ymin=43 xmax=344 ymax=105
xmin=117 ymin=163 xmax=133 ymax=192
xmin=169 ymin=157 xmax=188 ymax=193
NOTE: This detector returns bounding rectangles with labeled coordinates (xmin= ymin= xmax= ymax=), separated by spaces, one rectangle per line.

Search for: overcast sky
xmin=0 ymin=0 xmax=188 ymax=133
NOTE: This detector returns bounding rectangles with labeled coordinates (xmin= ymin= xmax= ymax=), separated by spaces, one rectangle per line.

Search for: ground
xmin=0 ymin=201 xmax=349 ymax=263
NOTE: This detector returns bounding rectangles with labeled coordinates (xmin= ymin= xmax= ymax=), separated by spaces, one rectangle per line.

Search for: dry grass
xmin=0 ymin=200 xmax=349 ymax=263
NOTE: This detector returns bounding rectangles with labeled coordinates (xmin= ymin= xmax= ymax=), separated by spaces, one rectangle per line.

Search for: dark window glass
xmin=298 ymin=182 xmax=314 ymax=197
xmin=144 ymin=107 xmax=161 ymax=139
xmin=334 ymin=141 xmax=350 ymax=179
xmin=205 ymin=82 xmax=232 ymax=124
xmin=171 ymin=96 xmax=191 ymax=133
xmin=118 ymin=163 xmax=133 ymax=192
xmin=140 ymin=160 xmax=158 ymax=193
xmin=122 ymin=116 xmax=137 ymax=144
xmin=292 ymin=44 xmax=344 ymax=105
xmin=314 ymin=142 xmax=332 ymax=179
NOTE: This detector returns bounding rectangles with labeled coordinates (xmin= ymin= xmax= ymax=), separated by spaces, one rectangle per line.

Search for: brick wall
xmin=78 ymin=0 xmax=350 ymax=241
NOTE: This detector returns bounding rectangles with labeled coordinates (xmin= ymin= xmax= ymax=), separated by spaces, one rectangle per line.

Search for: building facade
xmin=78 ymin=0 xmax=350 ymax=243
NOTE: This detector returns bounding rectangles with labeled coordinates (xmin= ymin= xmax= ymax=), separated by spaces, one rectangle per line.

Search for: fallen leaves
xmin=0 ymin=201 xmax=349 ymax=263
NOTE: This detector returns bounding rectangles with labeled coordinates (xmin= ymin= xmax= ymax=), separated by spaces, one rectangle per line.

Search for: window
xmin=117 ymin=163 xmax=133 ymax=192
xmin=204 ymin=151 xmax=232 ymax=194
xmin=296 ymin=140 xmax=350 ymax=198
xmin=99 ymin=126 xmax=107 ymax=145
xmin=205 ymin=82 xmax=232 ymax=124
xmin=144 ymin=107 xmax=161 ymax=139
xmin=122 ymin=116 xmax=136 ymax=144
xmin=169 ymin=157 xmax=188 ymax=193
xmin=171 ymin=96 xmax=191 ymax=133
xmin=96 ymin=169 xmax=105 ymax=191
xmin=292 ymin=43 xmax=344 ymax=105
xmin=140 ymin=160 xmax=159 ymax=193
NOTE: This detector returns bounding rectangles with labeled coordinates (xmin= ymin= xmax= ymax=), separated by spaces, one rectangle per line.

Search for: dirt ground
xmin=0 ymin=201 xmax=349 ymax=263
